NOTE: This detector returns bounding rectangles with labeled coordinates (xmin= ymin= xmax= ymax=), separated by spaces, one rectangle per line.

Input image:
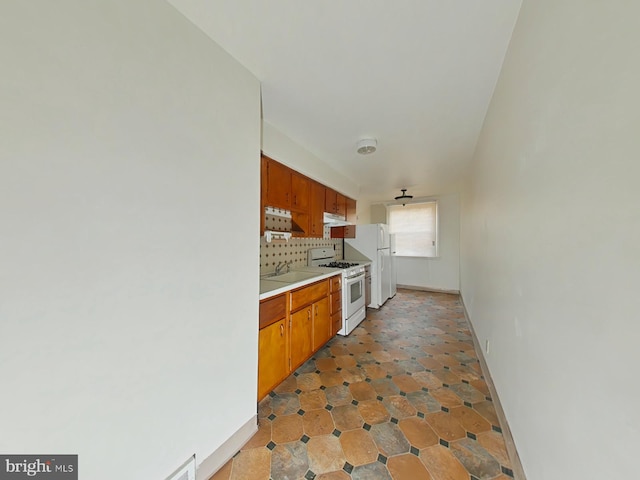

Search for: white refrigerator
xmin=390 ymin=233 xmax=397 ymax=298
xmin=344 ymin=224 xmax=392 ymax=308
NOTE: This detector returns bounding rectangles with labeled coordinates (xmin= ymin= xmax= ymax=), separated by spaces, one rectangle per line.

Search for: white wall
xmin=371 ymin=194 xmax=460 ymax=292
xmin=0 ymin=2 xmax=260 ymax=479
xmin=460 ymin=1 xmax=640 ymax=478
xmin=262 ymin=121 xmax=359 ymax=200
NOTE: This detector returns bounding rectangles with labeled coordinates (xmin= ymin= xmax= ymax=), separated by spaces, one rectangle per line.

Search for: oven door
xmin=344 ymin=272 xmax=366 ymax=320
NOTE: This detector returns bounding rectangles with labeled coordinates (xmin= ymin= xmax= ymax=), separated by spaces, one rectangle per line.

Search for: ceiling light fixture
xmin=394 ymin=188 xmax=413 ymax=206
xmin=356 ymin=138 xmax=377 ymax=155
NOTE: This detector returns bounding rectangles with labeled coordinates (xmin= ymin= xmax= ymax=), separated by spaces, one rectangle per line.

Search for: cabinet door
xmin=258 ymin=319 xmax=288 ymax=400
xmin=345 ymin=197 xmax=357 ymax=223
xmin=312 ymin=296 xmax=331 ymax=351
xmin=325 ymin=188 xmax=338 ymax=214
xmin=290 ymin=307 xmax=313 ymax=371
xmin=291 ymin=172 xmax=310 ymax=213
xmin=266 ymin=157 xmax=291 ymax=209
xmin=336 ymin=193 xmax=346 ymax=218
xmin=310 ymin=181 xmax=325 ymax=237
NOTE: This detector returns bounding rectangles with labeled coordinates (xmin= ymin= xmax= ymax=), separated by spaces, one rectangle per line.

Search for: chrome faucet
xmin=275 ymin=260 xmax=292 ymax=275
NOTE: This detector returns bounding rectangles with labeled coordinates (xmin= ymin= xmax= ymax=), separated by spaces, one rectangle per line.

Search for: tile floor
xmin=213 ymin=289 xmax=514 ymax=480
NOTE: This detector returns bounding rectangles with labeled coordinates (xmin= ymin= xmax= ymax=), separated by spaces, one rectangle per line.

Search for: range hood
xmin=323 ymin=212 xmax=351 ymax=227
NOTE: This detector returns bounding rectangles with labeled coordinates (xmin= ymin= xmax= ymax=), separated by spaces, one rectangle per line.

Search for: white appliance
xmin=307 ymin=248 xmax=366 ymax=336
xmin=390 ymin=233 xmax=397 ymax=298
xmin=344 ymin=224 xmax=392 ymax=308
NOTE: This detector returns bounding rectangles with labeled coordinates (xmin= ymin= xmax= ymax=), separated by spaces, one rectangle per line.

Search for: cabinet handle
xmin=307 ymin=309 xmax=311 ymax=320
xmin=280 ymin=324 xmax=284 ymax=336
xmin=315 ymin=305 xmax=319 ymax=316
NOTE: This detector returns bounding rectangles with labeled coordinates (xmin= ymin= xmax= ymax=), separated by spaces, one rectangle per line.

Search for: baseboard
xmin=459 ymin=295 xmax=527 ymax=480
xmin=397 ymin=284 xmax=460 ymax=295
xmin=197 ymin=415 xmax=258 ymax=480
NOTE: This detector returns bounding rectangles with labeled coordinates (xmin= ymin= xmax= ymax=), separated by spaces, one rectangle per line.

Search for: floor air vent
xmin=167 ymin=455 xmax=196 ymax=480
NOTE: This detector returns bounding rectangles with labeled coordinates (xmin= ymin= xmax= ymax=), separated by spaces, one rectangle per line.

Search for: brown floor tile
xmin=316 ymin=471 xmax=351 ymax=480
xmin=273 ymin=374 xmax=298 ymax=394
xmin=379 ymin=361 xmax=406 ymax=376
xmin=303 ymin=408 xmax=335 ymax=436
xmin=385 ymin=348 xmax=411 ymax=360
xmin=229 ymin=447 xmax=271 ymax=480
xmin=425 ymin=411 xmax=466 ymax=441
xmin=382 ymin=395 xmax=417 ymax=419
xmin=430 ymin=369 xmax=461 ymax=385
xmin=340 ymin=429 xmax=378 ymax=466
xmin=331 ymin=404 xmax=364 ymax=431
xmin=371 ymin=350 xmax=394 ymax=363
xmin=270 ymin=392 xmax=301 ymax=416
xmin=241 ymin=419 xmax=271 ymax=450
xmin=370 ymin=422 xmax=411 ymax=457
xmin=449 ymin=406 xmax=491 ymax=434
xmin=299 ymin=389 xmax=328 ymax=410
xmin=469 ymin=379 xmax=491 ymax=397
xmin=477 ymin=430 xmax=512 ymax=467
xmin=349 ymin=381 xmax=378 ymax=401
xmin=419 ymin=445 xmax=469 ymax=480
xmin=448 ymin=383 xmax=486 ymax=404
xmin=271 ymin=414 xmax=304 ymax=444
xmin=210 ymin=459 xmax=232 ymax=480
xmin=449 ymin=364 xmax=482 ymax=382
xmin=392 ymin=374 xmax=421 ymax=393
xmin=417 ymin=356 xmax=444 ymax=370
xmin=351 ymin=461 xmax=392 ymax=480
xmin=325 ymin=384 xmax=354 ymax=406
xmin=411 ymin=371 xmax=445 ymax=390
xmin=473 ymin=400 xmax=499 ymax=427
xmin=341 ymin=366 xmax=367 ymax=383
xmin=406 ymin=390 xmax=441 ymax=414
xmin=335 ymin=354 xmax=358 ymax=369
xmin=362 ymin=363 xmax=388 ymax=379
xmin=316 ymin=357 xmax=338 ymax=371
xmin=320 ymin=370 xmax=347 ymax=387
xmin=398 ymin=417 xmax=439 ymax=449
xmin=450 ymin=438 xmax=502 ymax=479
xmin=330 ymin=345 xmax=351 ymax=356
xmin=357 ymin=399 xmax=391 ymax=425
xmin=297 ymin=372 xmax=323 ymax=391
xmin=306 ymin=435 xmax=347 ymax=474
xmin=270 ymin=441 xmax=309 ymax=480
xmin=433 ymin=354 xmax=459 ymax=368
xmin=371 ymin=378 xmax=400 ymax=397
xmin=429 ymin=388 xmax=463 ymax=408
xmin=387 ymin=453 xmax=432 ymax=480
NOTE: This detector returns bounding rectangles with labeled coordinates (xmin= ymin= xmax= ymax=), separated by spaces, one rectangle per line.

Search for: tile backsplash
xmin=260 ymin=226 xmax=343 ymax=275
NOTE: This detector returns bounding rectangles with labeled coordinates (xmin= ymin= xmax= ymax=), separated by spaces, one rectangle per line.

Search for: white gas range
xmin=307 ymin=248 xmax=367 ymax=336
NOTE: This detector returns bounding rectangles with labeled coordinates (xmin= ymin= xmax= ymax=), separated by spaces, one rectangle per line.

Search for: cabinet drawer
xmin=259 ymin=294 xmax=287 ymax=329
xmin=330 ymin=275 xmax=342 ymax=293
xmin=331 ymin=292 xmax=342 ymax=314
xmin=290 ymin=280 xmax=329 ymax=312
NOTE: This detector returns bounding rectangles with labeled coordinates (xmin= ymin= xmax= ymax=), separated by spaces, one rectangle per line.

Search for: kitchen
xmin=3 ymin=2 xmax=638 ymax=480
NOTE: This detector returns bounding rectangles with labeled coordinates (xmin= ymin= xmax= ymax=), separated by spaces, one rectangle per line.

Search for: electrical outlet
xmin=485 ymin=339 xmax=490 ymax=355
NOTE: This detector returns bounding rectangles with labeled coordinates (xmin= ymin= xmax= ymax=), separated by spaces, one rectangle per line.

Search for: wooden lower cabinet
xmin=258 ymin=276 xmax=340 ymax=400
xmin=258 ymin=318 xmax=288 ymax=401
xmin=290 ymin=306 xmax=314 ymax=371
xmin=311 ymin=296 xmax=331 ymax=351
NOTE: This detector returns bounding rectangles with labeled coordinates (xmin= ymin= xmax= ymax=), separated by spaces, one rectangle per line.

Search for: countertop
xmin=259 ymin=267 xmax=341 ymax=300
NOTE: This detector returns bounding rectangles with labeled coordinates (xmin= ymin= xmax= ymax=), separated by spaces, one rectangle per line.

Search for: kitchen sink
xmin=268 ymin=271 xmax=321 ymax=283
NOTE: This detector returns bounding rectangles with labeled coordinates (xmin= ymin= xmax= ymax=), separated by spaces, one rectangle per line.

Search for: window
xmin=388 ymin=201 xmax=438 ymax=257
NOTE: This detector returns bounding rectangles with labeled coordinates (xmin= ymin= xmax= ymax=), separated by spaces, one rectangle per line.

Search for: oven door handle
xmin=345 ymin=273 xmax=365 ymax=281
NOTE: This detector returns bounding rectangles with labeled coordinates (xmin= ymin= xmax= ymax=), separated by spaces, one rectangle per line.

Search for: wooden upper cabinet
xmin=309 ymin=181 xmax=325 ymax=238
xmin=264 ymin=155 xmax=291 ymax=210
xmin=336 ymin=193 xmax=346 ymax=218
xmin=291 ymin=172 xmax=310 ymax=213
xmin=325 ymin=188 xmax=338 ymax=214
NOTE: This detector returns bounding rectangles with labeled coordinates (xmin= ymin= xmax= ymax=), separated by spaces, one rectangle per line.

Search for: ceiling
xmin=168 ymin=0 xmax=522 ymax=203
